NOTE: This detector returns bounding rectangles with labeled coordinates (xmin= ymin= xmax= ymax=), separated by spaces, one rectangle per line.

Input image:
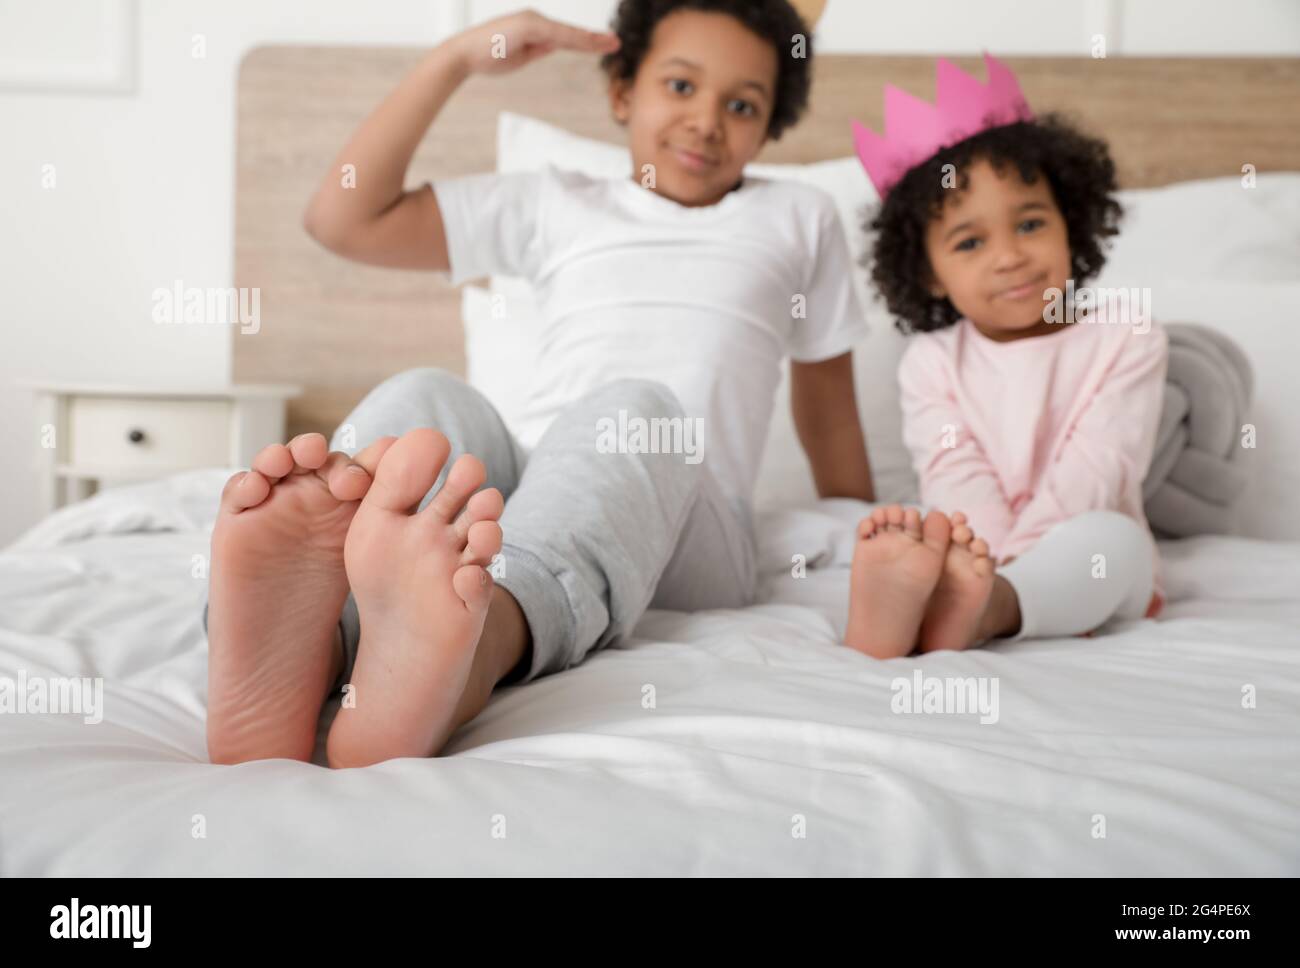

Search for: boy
xmin=204 ymin=1 xmax=874 ymax=768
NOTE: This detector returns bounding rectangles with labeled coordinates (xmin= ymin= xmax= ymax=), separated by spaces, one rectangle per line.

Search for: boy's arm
xmin=302 ymin=11 xmax=618 ymax=270
xmin=302 ymin=44 xmax=466 ymax=270
xmin=791 ymin=352 xmax=875 ymax=501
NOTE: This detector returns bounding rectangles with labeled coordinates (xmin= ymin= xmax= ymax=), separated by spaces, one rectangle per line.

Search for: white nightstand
xmin=23 ymin=381 xmax=302 ymax=513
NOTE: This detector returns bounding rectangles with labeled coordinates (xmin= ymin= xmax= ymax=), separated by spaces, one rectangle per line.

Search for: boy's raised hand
xmin=450 ymin=9 xmax=620 ymax=75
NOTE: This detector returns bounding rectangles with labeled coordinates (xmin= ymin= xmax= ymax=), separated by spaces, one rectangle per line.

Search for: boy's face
xmin=924 ymin=158 xmax=1073 ymax=340
xmin=609 ymin=10 xmax=776 ymax=208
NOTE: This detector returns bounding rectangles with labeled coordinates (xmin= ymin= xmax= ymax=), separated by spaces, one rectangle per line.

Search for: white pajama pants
xmin=998 ymin=510 xmax=1157 ymax=640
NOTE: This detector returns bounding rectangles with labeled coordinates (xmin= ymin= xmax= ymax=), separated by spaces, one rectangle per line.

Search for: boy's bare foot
xmin=845 ymin=505 xmax=951 ymax=659
xmin=918 ymin=512 xmax=996 ymax=652
xmin=207 ymin=432 xmax=397 ymax=765
xmin=326 ymin=428 xmax=503 ymax=768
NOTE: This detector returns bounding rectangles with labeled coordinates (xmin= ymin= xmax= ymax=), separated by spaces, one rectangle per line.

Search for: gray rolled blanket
xmin=1143 ymin=323 xmax=1254 ymax=538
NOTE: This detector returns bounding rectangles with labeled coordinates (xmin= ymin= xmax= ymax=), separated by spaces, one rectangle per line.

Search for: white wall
xmin=2 ymin=0 xmax=1298 ymax=545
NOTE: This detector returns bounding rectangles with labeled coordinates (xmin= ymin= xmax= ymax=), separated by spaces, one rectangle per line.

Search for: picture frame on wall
xmin=0 ymin=0 xmax=136 ymax=95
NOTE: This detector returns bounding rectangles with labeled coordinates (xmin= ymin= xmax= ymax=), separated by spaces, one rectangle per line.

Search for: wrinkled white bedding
xmin=1 ymin=470 xmax=1297 ymax=875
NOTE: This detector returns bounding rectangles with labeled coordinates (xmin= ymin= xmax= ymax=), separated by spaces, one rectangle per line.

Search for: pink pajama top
xmin=898 ymin=316 xmax=1169 ymax=613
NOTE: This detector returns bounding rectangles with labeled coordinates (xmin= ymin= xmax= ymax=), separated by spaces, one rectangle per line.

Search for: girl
xmin=844 ymin=55 xmax=1167 ymax=658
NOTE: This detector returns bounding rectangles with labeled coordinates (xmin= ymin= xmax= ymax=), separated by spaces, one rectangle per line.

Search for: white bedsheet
xmin=1 ymin=470 xmax=1297 ymax=876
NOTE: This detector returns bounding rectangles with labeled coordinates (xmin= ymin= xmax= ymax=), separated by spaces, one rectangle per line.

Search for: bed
xmin=2 ymin=50 xmax=1298 ymax=876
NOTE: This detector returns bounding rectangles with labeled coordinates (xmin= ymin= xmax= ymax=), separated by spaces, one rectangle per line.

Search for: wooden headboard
xmin=233 ymin=49 xmax=1300 ymax=437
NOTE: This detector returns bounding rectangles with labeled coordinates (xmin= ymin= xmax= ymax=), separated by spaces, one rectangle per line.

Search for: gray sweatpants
xmin=204 ymin=369 xmax=757 ymax=686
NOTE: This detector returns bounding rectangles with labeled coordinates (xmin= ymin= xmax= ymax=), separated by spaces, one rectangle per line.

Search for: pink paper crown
xmin=852 ymin=53 xmax=1035 ymax=198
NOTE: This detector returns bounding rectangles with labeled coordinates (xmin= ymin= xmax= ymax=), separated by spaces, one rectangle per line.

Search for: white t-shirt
xmin=433 ymin=165 xmax=868 ymax=503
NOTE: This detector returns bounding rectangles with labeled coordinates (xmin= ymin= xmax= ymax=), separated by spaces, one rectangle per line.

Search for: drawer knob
xmin=127 ymin=428 xmax=146 ymax=444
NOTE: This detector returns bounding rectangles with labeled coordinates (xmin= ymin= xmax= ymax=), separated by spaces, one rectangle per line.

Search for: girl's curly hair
xmin=866 ymin=114 xmax=1124 ymax=334
xmin=600 ymin=0 xmax=812 ymax=140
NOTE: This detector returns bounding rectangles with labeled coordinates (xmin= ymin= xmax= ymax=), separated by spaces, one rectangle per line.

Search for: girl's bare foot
xmin=845 ymin=505 xmax=951 ymax=659
xmin=918 ymin=511 xmax=996 ymax=652
xmin=326 ymin=428 xmax=504 ymax=768
xmin=207 ymin=432 xmax=397 ymax=765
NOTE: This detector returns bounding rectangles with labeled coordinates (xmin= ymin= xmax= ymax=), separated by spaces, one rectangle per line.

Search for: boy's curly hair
xmin=601 ymin=0 xmax=812 ymax=140
xmin=866 ymin=114 xmax=1124 ymax=334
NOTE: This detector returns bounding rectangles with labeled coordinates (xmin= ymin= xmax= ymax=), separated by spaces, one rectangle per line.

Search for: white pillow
xmin=1091 ymin=175 xmax=1300 ymax=538
xmin=1099 ymin=174 xmax=1300 ymax=287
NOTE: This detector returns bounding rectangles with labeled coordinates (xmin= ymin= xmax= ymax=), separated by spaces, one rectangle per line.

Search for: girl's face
xmin=608 ymin=10 xmax=776 ymax=208
xmin=923 ymin=158 xmax=1073 ymax=341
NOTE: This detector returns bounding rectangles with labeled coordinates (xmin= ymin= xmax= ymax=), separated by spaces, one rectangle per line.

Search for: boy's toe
xmin=455 ymin=488 xmax=505 ymax=540
xmin=287 ymin=432 xmax=329 ymax=470
xmin=251 ymin=443 xmax=294 ymax=480
xmin=425 ymin=453 xmax=487 ymax=522
xmin=452 ymin=564 xmax=494 ymax=612
xmin=366 ymin=428 xmax=450 ymax=513
xmin=221 ymin=469 xmax=271 ymax=513
xmin=461 ymin=520 xmax=503 ymax=566
xmin=352 ymin=435 xmax=400 ymax=475
xmin=323 ymin=451 xmax=372 ymax=501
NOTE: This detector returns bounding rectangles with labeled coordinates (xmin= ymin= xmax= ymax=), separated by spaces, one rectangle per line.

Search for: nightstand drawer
xmin=69 ymin=397 xmax=231 ymax=469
